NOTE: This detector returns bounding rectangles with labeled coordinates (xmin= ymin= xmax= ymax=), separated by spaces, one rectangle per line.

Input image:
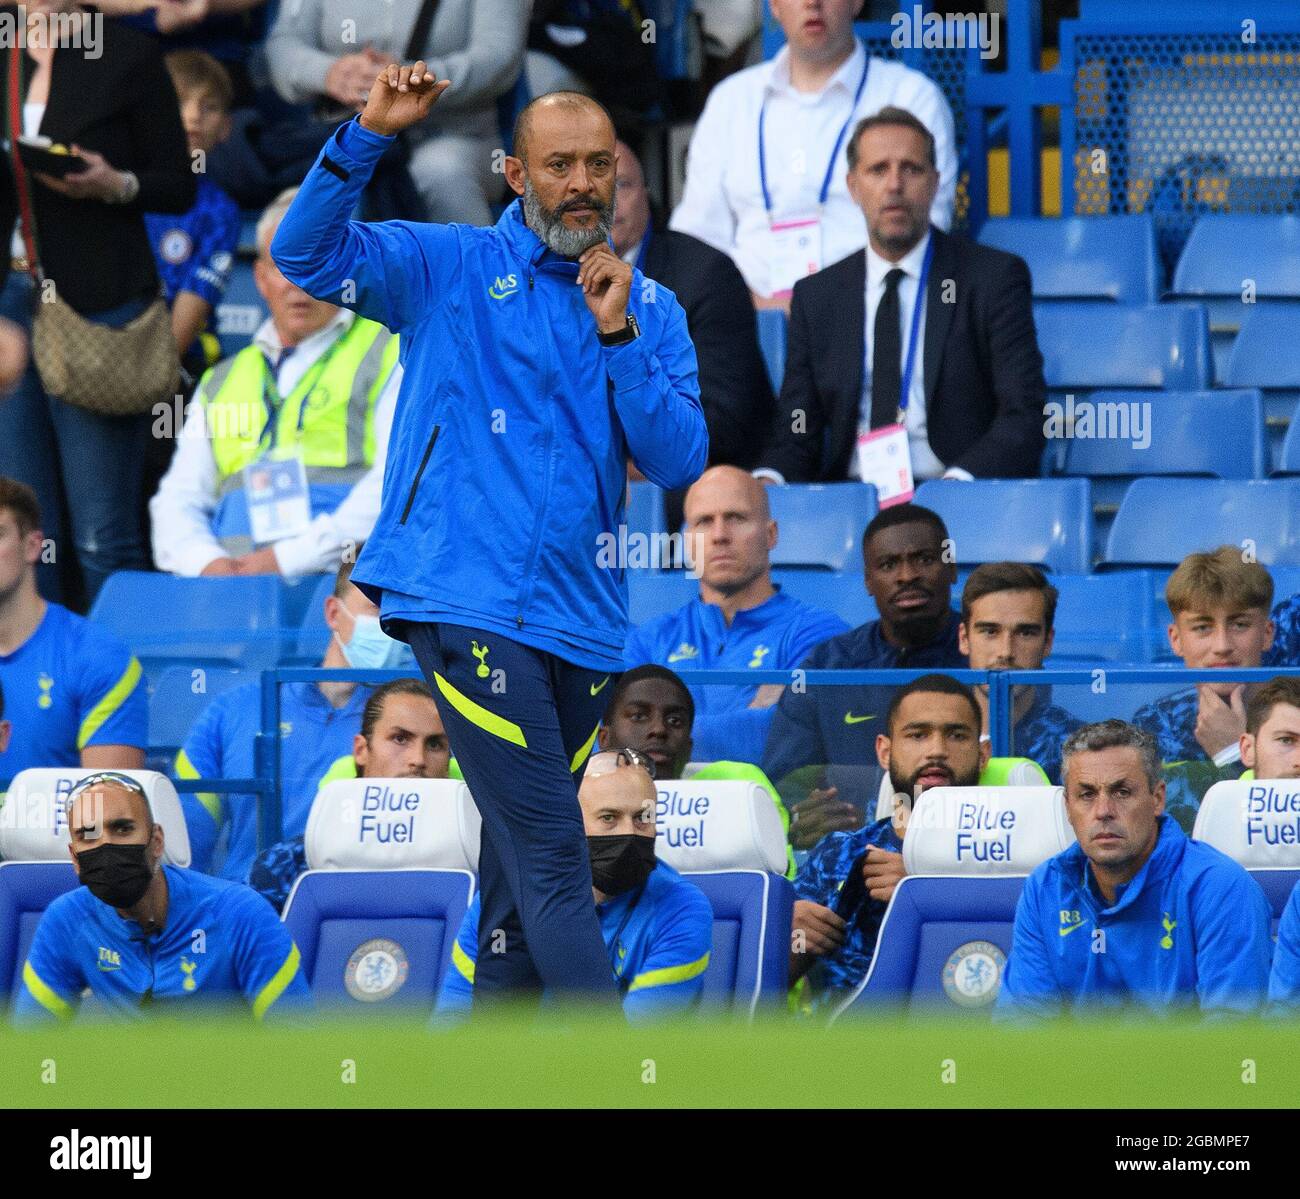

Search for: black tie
xmin=871 ymin=267 xmax=905 ymax=429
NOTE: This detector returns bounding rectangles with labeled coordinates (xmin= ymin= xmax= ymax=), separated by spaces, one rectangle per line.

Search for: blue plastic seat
xmin=768 ymin=483 xmax=878 ymax=571
xmin=90 ymin=572 xmax=285 ymax=674
xmin=626 ymin=571 xmax=697 ymax=629
xmin=292 ymin=572 xmax=340 ymax=663
xmin=1226 ymin=303 xmax=1300 ymax=468
xmin=1050 ymin=389 xmax=1268 ymax=514
xmin=771 ymin=568 xmax=877 ymax=629
xmin=913 ymin=479 xmax=1094 ymax=574
xmin=213 ymin=255 xmax=267 ymax=359
xmin=1048 ymin=571 xmax=1155 ymax=664
xmin=978 ymin=215 xmax=1160 ymax=304
xmin=688 ymin=870 xmax=793 ymax=1015
xmin=148 ymin=665 xmax=246 ymax=753
xmin=755 ymin=308 xmax=788 ymax=394
xmin=626 ymin=481 xmax=667 ymax=542
xmin=281 ymin=869 xmax=475 ymax=1017
xmin=1035 ymin=302 xmax=1212 ymax=392
xmin=832 ymin=875 xmax=1025 ymax=1017
xmin=1104 ymin=479 xmax=1300 ymax=569
xmin=1172 ymin=215 xmax=1300 ymax=375
xmin=1272 ymin=410 xmax=1300 ymax=477
xmin=645 ymin=0 xmax=700 ymax=81
xmin=1250 ymin=870 xmax=1300 ymax=941
xmin=0 ymin=862 xmax=77 ymax=1012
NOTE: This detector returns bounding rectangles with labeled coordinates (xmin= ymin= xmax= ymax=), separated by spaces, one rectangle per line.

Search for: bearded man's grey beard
xmin=522 ymin=179 xmax=614 ymax=257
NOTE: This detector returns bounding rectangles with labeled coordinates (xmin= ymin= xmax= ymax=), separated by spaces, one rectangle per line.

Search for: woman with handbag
xmin=0 ymin=0 xmax=195 ymax=606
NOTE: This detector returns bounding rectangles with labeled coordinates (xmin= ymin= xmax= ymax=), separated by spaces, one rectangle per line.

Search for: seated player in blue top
xmin=437 ymin=749 xmax=714 ymax=1021
xmin=996 ymin=720 xmax=1272 ymax=1021
xmin=597 ymin=663 xmax=795 ymax=875
xmin=623 ymin=465 xmax=847 ymax=763
xmin=174 ymin=552 xmax=405 ymax=881
xmin=0 ymin=478 xmax=146 ymax=777
xmin=790 ymin=674 xmax=990 ymax=1012
xmin=958 ymin=561 xmax=1083 ymax=785
xmin=1132 ymin=547 xmax=1275 ymax=831
xmin=763 ymin=503 xmax=964 ymax=849
xmin=15 ymin=773 xmax=310 ymax=1024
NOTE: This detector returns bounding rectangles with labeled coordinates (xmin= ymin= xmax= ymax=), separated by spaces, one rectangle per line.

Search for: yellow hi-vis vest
xmin=201 ymin=316 xmax=398 ymax=550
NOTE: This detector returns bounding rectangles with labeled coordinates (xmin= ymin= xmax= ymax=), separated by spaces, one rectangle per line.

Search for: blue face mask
xmin=338 ymin=613 xmax=409 ymax=670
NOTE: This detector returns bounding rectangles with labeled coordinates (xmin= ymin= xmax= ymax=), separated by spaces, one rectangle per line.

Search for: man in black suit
xmin=755 ymin=106 xmax=1045 ymax=485
xmin=613 ymin=140 xmax=773 ymax=473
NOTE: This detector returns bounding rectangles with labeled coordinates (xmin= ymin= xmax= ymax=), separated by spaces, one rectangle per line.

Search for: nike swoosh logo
xmin=1059 ymin=921 xmax=1087 ymax=938
xmin=843 ymin=712 xmax=876 ymax=725
xmin=590 ymin=676 xmax=610 ymax=697
xmin=488 ymin=285 xmax=518 ymax=300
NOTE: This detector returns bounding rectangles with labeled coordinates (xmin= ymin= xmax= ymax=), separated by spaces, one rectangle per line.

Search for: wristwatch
xmin=597 ymin=313 xmax=641 ymax=347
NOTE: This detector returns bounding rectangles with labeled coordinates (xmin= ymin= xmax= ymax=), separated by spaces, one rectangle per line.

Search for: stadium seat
xmin=0 ymin=862 xmax=77 ymax=1013
xmin=645 ymin=0 xmax=701 ymax=81
xmin=654 ymin=778 xmax=794 ymax=1013
xmin=281 ymin=572 xmax=332 ymax=630
xmin=1034 ymin=302 xmax=1212 ymax=393
xmin=768 ymin=483 xmax=878 ymax=571
xmin=626 ymin=480 xmax=667 ymax=542
xmin=1048 ymin=571 xmax=1155 ymax=664
xmin=1172 ymin=215 xmax=1300 ymax=375
xmin=90 ymin=572 xmax=285 ymax=677
xmin=1224 ymin=302 xmax=1300 ymax=467
xmin=1103 ymin=479 xmax=1300 ymax=570
xmin=755 ymin=307 xmax=788 ymax=394
xmin=0 ymin=769 xmax=192 ymax=866
xmin=627 ymin=570 xmax=698 ymax=627
xmin=1272 ymin=414 xmax=1300 ymax=478
xmin=977 ymin=215 xmax=1160 ymax=304
xmin=281 ymin=778 xmax=480 ymax=1014
xmin=214 ymin=255 xmax=267 ymax=359
xmin=1048 ymin=389 xmax=1268 ymax=514
xmin=771 ymin=568 xmax=876 ymax=628
xmin=833 ymin=785 xmax=1074 ymax=1018
xmin=1193 ymin=780 xmax=1300 ymax=936
xmin=147 ymin=664 xmax=246 ymax=754
xmin=913 ymin=479 xmax=1093 ymax=574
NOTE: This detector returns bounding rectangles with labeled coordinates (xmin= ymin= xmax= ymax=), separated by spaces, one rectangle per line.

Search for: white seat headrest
xmin=1193 ymin=780 xmax=1300 ymax=868
xmin=654 ymin=780 xmax=786 ymax=874
xmin=0 ymin=769 xmax=191 ymax=865
xmin=902 ymin=786 xmax=1074 ymax=876
xmin=304 ymin=778 xmax=481 ymax=871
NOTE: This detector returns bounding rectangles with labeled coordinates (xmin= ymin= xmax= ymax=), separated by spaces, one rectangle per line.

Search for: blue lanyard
xmin=893 ymin=237 xmax=934 ymax=419
xmin=758 ymin=45 xmax=871 ymax=217
xmin=258 ymin=336 xmax=344 ymax=451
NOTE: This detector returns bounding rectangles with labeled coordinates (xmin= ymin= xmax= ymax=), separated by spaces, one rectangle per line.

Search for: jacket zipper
xmin=516 ymin=266 xmax=555 ymax=626
xmin=399 ymin=424 xmax=440 ymax=525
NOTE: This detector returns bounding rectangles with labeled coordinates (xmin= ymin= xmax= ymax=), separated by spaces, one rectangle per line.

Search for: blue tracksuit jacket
xmin=995 ymin=815 xmax=1272 ymax=1019
xmin=271 ymin=118 xmax=709 ymax=670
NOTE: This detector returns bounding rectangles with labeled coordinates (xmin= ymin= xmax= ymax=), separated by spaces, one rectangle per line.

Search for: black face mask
xmin=76 ymin=842 xmax=154 ymax=909
xmin=587 ymin=834 xmax=656 ymax=898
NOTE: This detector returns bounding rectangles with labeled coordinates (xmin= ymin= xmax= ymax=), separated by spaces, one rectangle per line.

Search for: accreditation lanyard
xmin=893 ymin=236 xmax=935 ymax=421
xmin=257 ymin=333 xmax=346 ymax=454
xmin=756 ymin=47 xmax=871 ymax=220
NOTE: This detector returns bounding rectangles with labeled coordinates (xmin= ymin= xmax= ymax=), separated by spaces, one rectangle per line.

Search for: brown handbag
xmin=7 ymin=42 xmax=179 ymax=416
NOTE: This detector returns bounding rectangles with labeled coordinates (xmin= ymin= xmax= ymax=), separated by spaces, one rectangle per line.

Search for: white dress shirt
xmin=669 ymin=40 xmax=957 ymax=299
xmin=852 ymin=230 xmax=948 ymax=481
xmin=150 ymin=309 xmax=401 ymax=579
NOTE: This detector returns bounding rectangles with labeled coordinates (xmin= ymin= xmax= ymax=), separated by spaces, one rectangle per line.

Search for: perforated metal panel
xmin=1066 ymin=30 xmax=1300 ymax=272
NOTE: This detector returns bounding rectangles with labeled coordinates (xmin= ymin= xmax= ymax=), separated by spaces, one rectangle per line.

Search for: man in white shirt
xmin=755 ymin=107 xmax=1045 ymax=486
xmin=669 ymin=0 xmax=957 ymax=308
xmin=150 ymin=188 xmax=401 ymax=579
